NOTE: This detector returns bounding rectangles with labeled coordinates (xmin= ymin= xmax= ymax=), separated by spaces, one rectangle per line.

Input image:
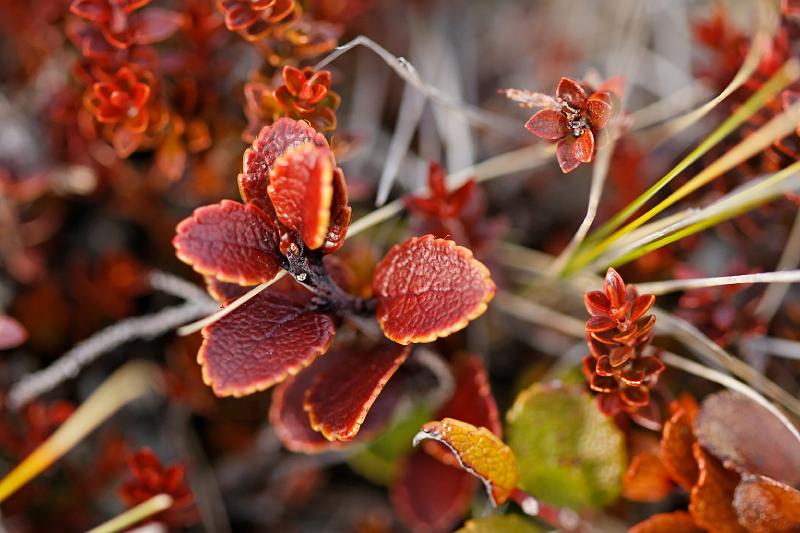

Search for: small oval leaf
xmin=506 ymin=383 xmax=625 ymax=508
xmin=199 ymin=288 xmax=335 ymax=397
xmin=304 ymin=341 xmax=410 ymax=441
xmin=733 ymin=474 xmax=800 ymax=532
xmin=239 ymin=118 xmax=328 ymax=208
xmin=268 ymin=143 xmax=335 ymax=249
xmin=413 ymin=417 xmax=518 ymax=506
xmin=373 ymin=235 xmax=495 ymax=345
xmin=173 ymin=200 xmax=281 ymax=285
xmin=693 ymin=391 xmax=800 ymax=486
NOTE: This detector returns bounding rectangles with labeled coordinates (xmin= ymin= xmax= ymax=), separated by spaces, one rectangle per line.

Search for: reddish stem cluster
xmin=582 ymin=268 xmax=664 ymax=417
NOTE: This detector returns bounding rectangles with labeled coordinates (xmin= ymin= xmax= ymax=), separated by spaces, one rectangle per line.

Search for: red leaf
xmin=198 ymin=289 xmax=335 ymax=397
xmin=424 ymin=356 xmax=501 ymax=466
xmin=556 ymin=77 xmax=588 ymax=108
xmin=271 ymin=342 xmax=406 ymax=452
xmin=304 ymin=341 xmax=410 ymax=441
xmin=693 ymin=391 xmax=800 ymax=485
xmin=203 ymin=276 xmax=249 ymax=303
xmin=587 ymin=94 xmax=613 ymax=130
xmin=269 ymin=351 xmax=345 ymax=454
xmin=689 ymin=443 xmax=745 ymax=533
xmin=173 ymin=200 xmax=281 ymax=285
xmin=322 ymin=167 xmax=351 ymax=253
xmin=132 ymin=8 xmax=185 ymax=45
xmin=239 ymin=118 xmax=328 ymax=209
xmin=268 ymin=143 xmax=335 ymax=249
xmin=524 ymin=109 xmax=568 ymax=140
xmin=372 ymin=235 xmax=495 ymax=345
xmin=391 ymin=447 xmax=477 ymax=533
xmin=0 ymin=315 xmax=27 ymax=350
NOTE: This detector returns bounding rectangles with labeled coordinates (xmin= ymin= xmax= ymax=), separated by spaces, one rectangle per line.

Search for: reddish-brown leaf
xmin=199 ymin=288 xmax=335 ymax=397
xmin=322 ymin=167 xmax=351 ymax=253
xmin=270 ymin=343 xmax=406 ymax=453
xmin=414 ymin=418 xmax=518 ymax=506
xmin=391 ymin=447 xmax=477 ymax=533
xmin=733 ymin=474 xmax=800 ymax=532
xmin=661 ymin=405 xmax=699 ymax=491
xmin=173 ymin=200 xmax=281 ymax=285
xmin=424 ymin=356 xmax=501 ymax=466
xmin=689 ymin=442 xmax=745 ymax=533
xmin=693 ymin=391 xmax=800 ymax=485
xmin=239 ymin=118 xmax=328 ymax=208
xmin=269 ymin=350 xmax=345 ymax=454
xmin=304 ymin=341 xmax=410 ymax=441
xmin=373 ymin=235 xmax=495 ymax=345
xmin=268 ymin=143 xmax=335 ymax=249
xmin=0 ymin=315 xmax=27 ymax=350
xmin=629 ymin=511 xmax=703 ymax=533
xmin=623 ymin=452 xmax=674 ymax=502
xmin=525 ymin=109 xmax=568 ymax=140
xmin=203 ymin=276 xmax=249 ymax=304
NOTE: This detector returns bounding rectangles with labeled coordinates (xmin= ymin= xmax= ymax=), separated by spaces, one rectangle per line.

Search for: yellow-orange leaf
xmin=413 ymin=417 xmax=518 ymax=506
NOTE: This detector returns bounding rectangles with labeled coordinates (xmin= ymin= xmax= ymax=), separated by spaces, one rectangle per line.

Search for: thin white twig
xmin=313 ymin=36 xmax=522 ymax=135
xmin=176 ymin=271 xmax=287 ymax=336
xmin=662 ymin=351 xmax=800 ymax=445
xmin=636 ymin=270 xmax=800 ymax=295
xmin=742 ymin=336 xmax=800 ymax=361
xmin=755 ymin=208 xmax=800 ymax=321
xmin=8 ymin=275 xmax=217 ymax=409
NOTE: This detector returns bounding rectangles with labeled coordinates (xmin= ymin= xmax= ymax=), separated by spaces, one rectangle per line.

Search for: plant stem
xmin=510 ymin=487 xmax=582 ymax=531
xmin=86 ymin=494 xmax=173 ymax=533
xmin=563 ymin=59 xmax=800 ymax=275
xmin=0 ymin=361 xmax=161 ymax=503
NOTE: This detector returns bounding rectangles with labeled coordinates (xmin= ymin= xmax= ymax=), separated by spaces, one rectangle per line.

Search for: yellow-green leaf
xmin=414 ymin=417 xmax=519 ymax=505
xmin=506 ymin=383 xmax=625 ymax=508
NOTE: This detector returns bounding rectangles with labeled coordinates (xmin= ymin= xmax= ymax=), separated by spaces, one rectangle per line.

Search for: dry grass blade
xmin=637 ymin=270 xmax=800 ymax=295
xmin=661 ymin=351 xmax=800 ymax=444
xmin=755 ymin=208 xmax=800 ymax=321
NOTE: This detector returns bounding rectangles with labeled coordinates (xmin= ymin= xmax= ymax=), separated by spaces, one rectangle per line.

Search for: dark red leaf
xmin=239 ymin=118 xmax=328 ymax=209
xmin=587 ymin=94 xmax=613 ymax=129
xmin=199 ymin=288 xmax=335 ymax=397
xmin=173 ymin=200 xmax=281 ymax=285
xmin=524 ymin=109 xmax=568 ymax=140
xmin=693 ymin=391 xmax=800 ymax=485
xmin=269 ymin=351 xmax=345 ymax=454
xmin=0 ymin=315 xmax=27 ymax=350
xmin=268 ymin=143 xmax=335 ymax=249
xmin=391 ymin=447 xmax=477 ymax=533
xmin=304 ymin=341 xmax=410 ymax=441
xmin=204 ymin=276 xmax=249 ymax=304
xmin=556 ymin=77 xmax=588 ymax=108
xmin=372 ymin=235 xmax=495 ymax=345
xmin=322 ymin=167 xmax=351 ymax=253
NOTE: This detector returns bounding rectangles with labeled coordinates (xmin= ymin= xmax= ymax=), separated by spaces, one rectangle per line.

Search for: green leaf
xmin=506 ymin=382 xmax=625 ymax=508
xmin=348 ymin=403 xmax=434 ymax=485
xmin=456 ymin=514 xmax=541 ymax=533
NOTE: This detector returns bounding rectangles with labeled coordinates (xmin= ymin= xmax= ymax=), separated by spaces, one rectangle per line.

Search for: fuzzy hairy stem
xmin=8 ymin=272 xmax=215 ymax=409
